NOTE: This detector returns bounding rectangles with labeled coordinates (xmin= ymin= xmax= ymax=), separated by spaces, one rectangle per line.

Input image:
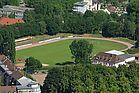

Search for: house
xmin=92 ymin=50 xmax=136 ymax=67
xmin=0 ymin=5 xmax=34 ymax=19
xmin=106 ymin=5 xmax=117 ymax=14
xmin=73 ymin=0 xmax=101 ymax=13
xmin=0 ymin=55 xmax=41 ymax=93
xmin=105 ymin=50 xmax=125 ymax=55
xmin=0 ymin=17 xmax=24 ymax=25
xmin=119 ymin=54 xmax=135 ymax=62
xmin=92 ymin=52 xmax=126 ymax=67
xmin=106 ymin=50 xmax=135 ymax=62
xmin=73 ymin=2 xmax=88 ymax=13
xmin=0 ymin=86 xmax=16 ymax=93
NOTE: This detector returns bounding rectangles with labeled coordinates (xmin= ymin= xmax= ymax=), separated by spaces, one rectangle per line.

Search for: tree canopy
xmin=0 ymin=26 xmax=15 ymax=63
xmin=69 ymin=39 xmax=93 ymax=63
xmin=43 ymin=63 xmax=139 ymax=93
xmin=24 ymin=57 xmax=42 ymax=73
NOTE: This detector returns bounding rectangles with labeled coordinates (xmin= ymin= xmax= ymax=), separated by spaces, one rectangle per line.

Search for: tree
xmin=8 ymin=13 xmax=15 ymax=18
xmin=117 ymin=72 xmax=131 ymax=93
xmin=23 ymin=10 xmax=35 ymax=23
xmin=9 ymin=0 xmax=20 ymax=6
xmin=0 ymin=26 xmax=15 ymax=63
xmin=127 ymin=0 xmax=139 ymax=15
xmin=69 ymin=40 xmax=93 ymax=63
xmin=47 ymin=21 xmax=59 ymax=35
xmin=102 ymin=21 xmax=123 ymax=37
xmin=42 ymin=63 xmax=139 ymax=93
xmin=0 ymin=0 xmax=20 ymax=7
xmin=123 ymin=20 xmax=136 ymax=38
xmin=135 ymin=24 xmax=139 ymax=48
xmin=94 ymin=10 xmax=110 ymax=32
xmin=0 ymin=75 xmax=4 ymax=86
xmin=38 ymin=21 xmax=47 ymax=34
xmin=83 ymin=10 xmax=95 ymax=18
xmin=24 ymin=57 xmax=42 ymax=73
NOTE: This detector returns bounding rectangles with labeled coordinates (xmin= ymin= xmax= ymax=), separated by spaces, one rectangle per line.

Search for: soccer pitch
xmin=16 ymin=39 xmax=127 ymax=66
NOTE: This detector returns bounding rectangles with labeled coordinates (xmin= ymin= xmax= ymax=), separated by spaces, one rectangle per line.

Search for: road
xmin=16 ymin=37 xmax=133 ymax=51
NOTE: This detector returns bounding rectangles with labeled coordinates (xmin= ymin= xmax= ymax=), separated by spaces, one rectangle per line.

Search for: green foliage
xmin=127 ymin=48 xmax=139 ymax=54
xmin=0 ymin=0 xmax=136 ymax=42
xmin=70 ymin=39 xmax=93 ymax=63
xmin=102 ymin=21 xmax=123 ymax=37
xmin=0 ymin=26 xmax=15 ymax=63
xmin=0 ymin=0 xmax=20 ymax=7
xmin=43 ymin=63 xmax=139 ymax=93
xmin=24 ymin=57 xmax=42 ymax=73
xmin=135 ymin=24 xmax=139 ymax=48
xmin=123 ymin=20 xmax=136 ymax=38
xmin=17 ymin=39 xmax=127 ymax=66
xmin=0 ymin=75 xmax=4 ymax=86
xmin=127 ymin=0 xmax=139 ymax=15
xmin=8 ymin=13 xmax=15 ymax=18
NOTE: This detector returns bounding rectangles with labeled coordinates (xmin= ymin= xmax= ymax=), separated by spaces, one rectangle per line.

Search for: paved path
xmin=16 ymin=37 xmax=133 ymax=51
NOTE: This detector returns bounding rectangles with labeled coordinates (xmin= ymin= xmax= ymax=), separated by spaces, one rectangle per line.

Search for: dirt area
xmin=15 ymin=62 xmax=48 ymax=86
xmin=31 ymin=73 xmax=47 ymax=86
xmin=15 ymin=63 xmax=25 ymax=69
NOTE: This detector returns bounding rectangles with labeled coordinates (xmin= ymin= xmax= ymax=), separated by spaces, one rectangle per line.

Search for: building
xmin=0 ymin=17 xmax=24 ymax=25
xmin=73 ymin=2 xmax=88 ymax=13
xmin=92 ymin=52 xmax=126 ymax=67
xmin=105 ymin=50 xmax=124 ymax=55
xmin=0 ymin=5 xmax=34 ymax=19
xmin=73 ymin=0 xmax=101 ymax=13
xmin=106 ymin=5 xmax=117 ymax=14
xmin=92 ymin=50 xmax=136 ymax=67
xmin=0 ymin=86 xmax=16 ymax=93
xmin=0 ymin=55 xmax=41 ymax=93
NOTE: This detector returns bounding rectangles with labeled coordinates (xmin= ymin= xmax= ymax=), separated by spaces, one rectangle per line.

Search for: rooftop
xmin=3 ymin=5 xmax=34 ymax=11
xmin=0 ymin=54 xmax=23 ymax=80
xmin=105 ymin=50 xmax=124 ymax=55
xmin=107 ymin=5 xmax=117 ymax=13
xmin=93 ymin=52 xmax=125 ymax=64
xmin=74 ymin=1 xmax=88 ymax=6
xmin=120 ymin=54 xmax=135 ymax=59
xmin=0 ymin=17 xmax=24 ymax=25
xmin=18 ymin=76 xmax=36 ymax=86
xmin=0 ymin=86 xmax=16 ymax=93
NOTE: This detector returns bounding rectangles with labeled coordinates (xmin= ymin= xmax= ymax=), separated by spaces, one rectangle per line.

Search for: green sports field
xmin=16 ymin=39 xmax=127 ymax=66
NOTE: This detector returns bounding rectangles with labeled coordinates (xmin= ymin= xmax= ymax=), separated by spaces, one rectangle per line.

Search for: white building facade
xmin=92 ymin=50 xmax=136 ymax=68
xmin=73 ymin=0 xmax=101 ymax=13
xmin=0 ymin=5 xmax=34 ymax=19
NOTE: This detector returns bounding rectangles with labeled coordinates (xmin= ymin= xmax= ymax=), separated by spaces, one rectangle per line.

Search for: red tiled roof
xmin=0 ymin=17 xmax=24 ymax=25
xmin=0 ymin=86 xmax=16 ymax=92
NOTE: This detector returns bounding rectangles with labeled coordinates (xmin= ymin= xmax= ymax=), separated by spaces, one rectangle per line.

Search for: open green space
xmin=16 ymin=39 xmax=127 ymax=66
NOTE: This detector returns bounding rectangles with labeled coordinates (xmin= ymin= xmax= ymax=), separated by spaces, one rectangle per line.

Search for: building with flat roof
xmin=73 ymin=1 xmax=88 ymax=13
xmin=0 ymin=5 xmax=34 ymax=19
xmin=73 ymin=0 xmax=101 ymax=13
xmin=105 ymin=50 xmax=125 ymax=55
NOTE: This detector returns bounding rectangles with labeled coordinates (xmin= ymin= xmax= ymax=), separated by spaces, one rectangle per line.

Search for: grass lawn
xmin=16 ymin=39 xmax=127 ymax=66
xmin=113 ymin=37 xmax=134 ymax=45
